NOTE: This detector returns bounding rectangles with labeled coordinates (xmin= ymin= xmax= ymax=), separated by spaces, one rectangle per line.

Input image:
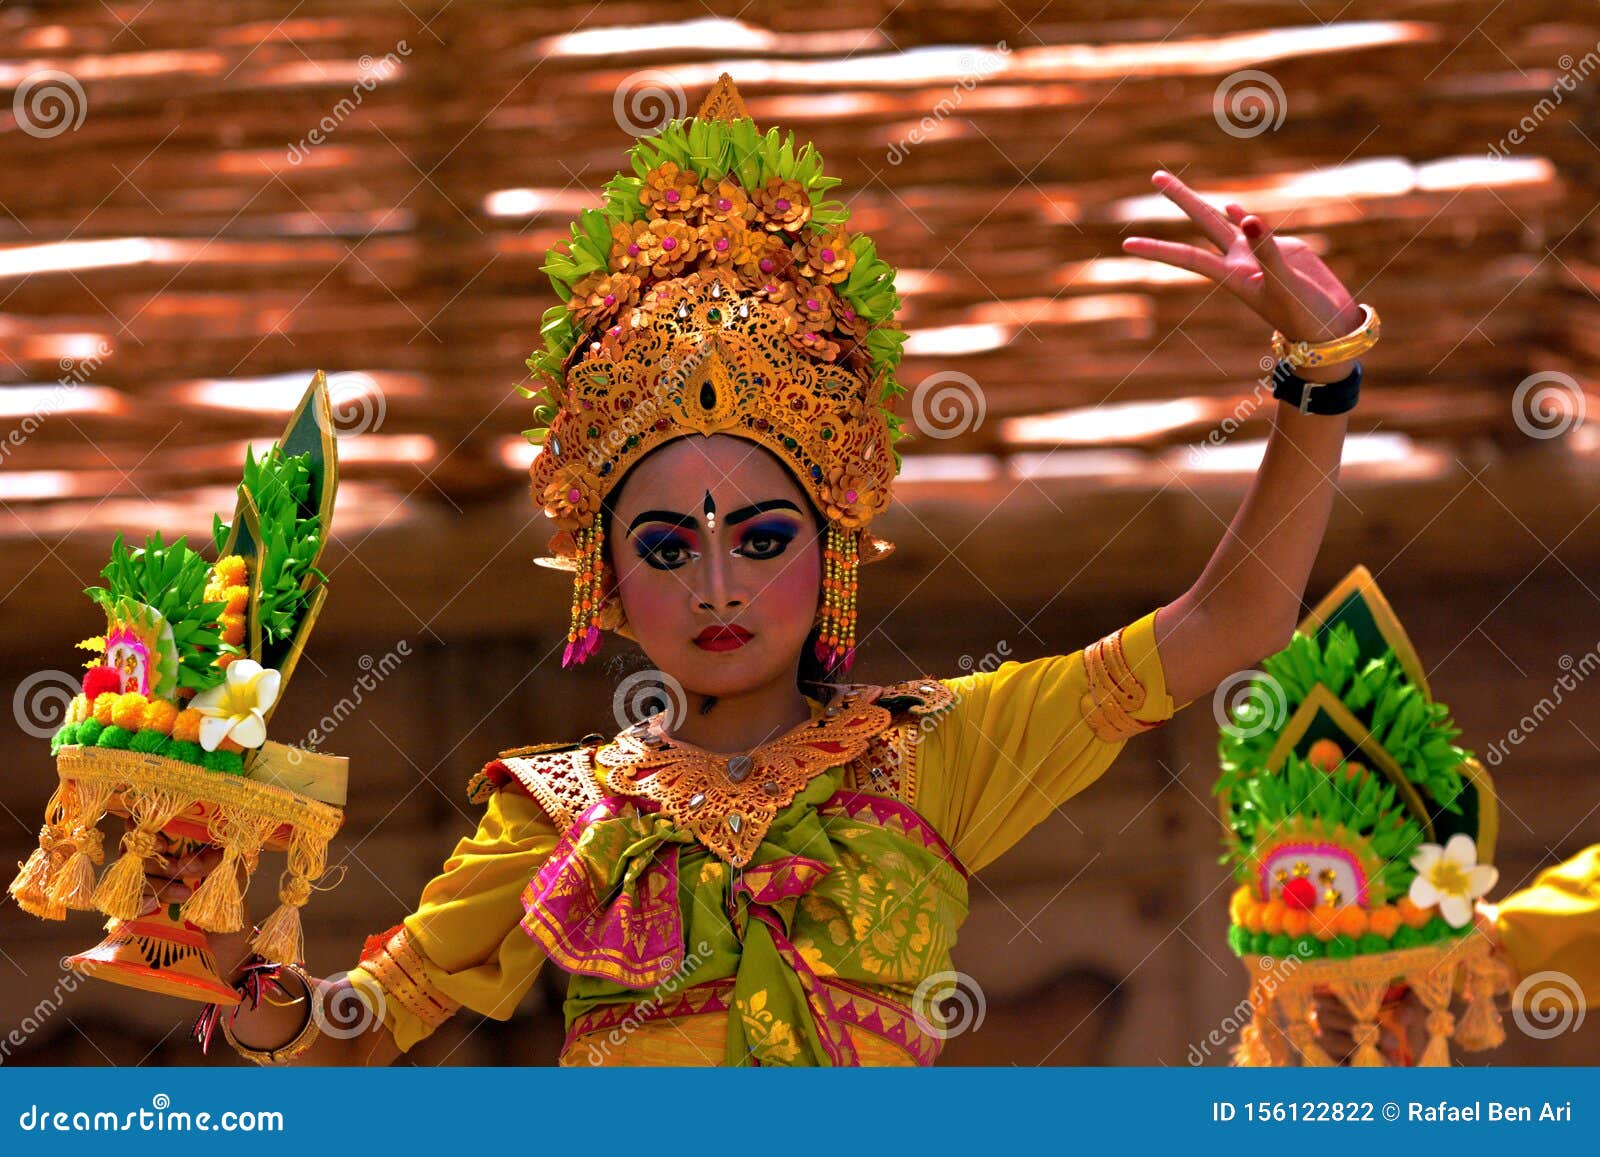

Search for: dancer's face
xmin=607 ymin=434 xmax=824 ymax=698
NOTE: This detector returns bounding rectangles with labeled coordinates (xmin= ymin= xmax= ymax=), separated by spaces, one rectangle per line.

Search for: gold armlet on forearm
xmin=357 ymin=922 xmax=461 ymax=1032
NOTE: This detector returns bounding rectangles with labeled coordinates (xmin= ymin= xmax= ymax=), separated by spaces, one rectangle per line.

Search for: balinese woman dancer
xmin=157 ymin=75 xmax=1385 ymax=1065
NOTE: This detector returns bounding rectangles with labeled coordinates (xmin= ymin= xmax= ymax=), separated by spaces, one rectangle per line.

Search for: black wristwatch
xmin=1270 ymin=358 xmax=1362 ymax=415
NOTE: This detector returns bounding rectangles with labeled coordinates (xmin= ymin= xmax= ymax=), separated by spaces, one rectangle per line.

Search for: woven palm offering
xmin=7 ymin=373 xmax=347 ymax=1005
xmin=1216 ymin=565 xmax=1513 ymax=1066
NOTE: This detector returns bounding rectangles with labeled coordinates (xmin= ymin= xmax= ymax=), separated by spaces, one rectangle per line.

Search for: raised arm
xmin=1120 ymin=170 xmax=1370 ymax=707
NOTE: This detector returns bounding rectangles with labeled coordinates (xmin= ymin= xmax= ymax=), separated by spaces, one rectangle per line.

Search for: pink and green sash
xmin=520 ymin=764 xmax=970 ymax=1066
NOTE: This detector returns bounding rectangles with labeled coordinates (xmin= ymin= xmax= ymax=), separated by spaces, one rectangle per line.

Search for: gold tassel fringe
xmin=251 ymin=826 xmax=328 ymax=964
xmin=9 ymin=784 xmax=72 ymax=919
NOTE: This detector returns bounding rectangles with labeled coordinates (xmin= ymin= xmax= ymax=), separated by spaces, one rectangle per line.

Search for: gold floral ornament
xmin=524 ymin=74 xmax=910 ymax=672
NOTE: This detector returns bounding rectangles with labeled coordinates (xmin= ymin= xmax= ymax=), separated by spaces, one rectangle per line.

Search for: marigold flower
xmin=211 ymin=556 xmax=247 ymax=589
xmin=111 ymin=692 xmax=148 ymax=731
xmin=172 ymin=708 xmax=203 ymax=744
xmin=143 ymin=698 xmax=179 ymax=736
xmin=94 ymin=693 xmax=118 ymax=726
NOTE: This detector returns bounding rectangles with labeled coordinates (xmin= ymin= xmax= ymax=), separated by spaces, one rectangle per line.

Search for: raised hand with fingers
xmin=1121 ymin=169 xmax=1365 ymax=375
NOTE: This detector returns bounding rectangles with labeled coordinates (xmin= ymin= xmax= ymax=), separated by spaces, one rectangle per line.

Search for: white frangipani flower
xmin=189 ymin=659 xmax=280 ymax=752
xmin=1408 ymin=833 xmax=1497 ymax=928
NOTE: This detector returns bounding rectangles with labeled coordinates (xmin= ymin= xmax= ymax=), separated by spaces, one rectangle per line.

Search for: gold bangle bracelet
xmin=1271 ymin=302 xmax=1380 ymax=368
xmin=221 ymin=962 xmax=321 ymax=1065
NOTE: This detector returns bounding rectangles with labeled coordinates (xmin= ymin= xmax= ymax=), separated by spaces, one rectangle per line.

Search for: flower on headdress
xmin=753 ymin=176 xmax=812 ymax=233
xmin=637 ymin=219 xmax=699 ymax=277
xmin=640 ymin=162 xmax=703 ymax=218
xmin=541 ymin=465 xmax=603 ymax=531
xmin=797 ymin=228 xmax=856 ymax=284
xmin=791 ymin=330 xmax=842 ymax=362
xmin=700 ymin=177 xmax=753 ymax=225
xmin=698 ymin=219 xmax=747 ymax=266
xmin=796 ymin=284 xmax=838 ymax=331
xmin=733 ymin=231 xmax=796 ymax=283
xmin=608 ymin=219 xmax=655 ymax=275
xmin=823 ymin=466 xmax=877 ymax=527
xmin=567 ymin=271 xmax=641 ymax=328
xmin=189 ymin=659 xmax=280 ymax=752
xmin=1408 ymin=833 xmax=1497 ymax=928
xmin=597 ymin=317 xmax=638 ymax=362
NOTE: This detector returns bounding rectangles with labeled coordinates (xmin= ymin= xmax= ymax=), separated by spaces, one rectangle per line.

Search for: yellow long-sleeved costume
xmin=347 ymin=609 xmax=1178 ymax=1061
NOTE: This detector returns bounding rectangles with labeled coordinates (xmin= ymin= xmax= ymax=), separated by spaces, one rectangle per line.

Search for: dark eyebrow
xmin=725 ymin=499 xmax=803 ymax=526
xmin=627 ymin=509 xmax=698 ymax=534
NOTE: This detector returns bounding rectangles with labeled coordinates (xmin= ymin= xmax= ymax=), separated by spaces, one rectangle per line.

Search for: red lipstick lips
xmin=693 ymin=625 xmax=752 ymax=652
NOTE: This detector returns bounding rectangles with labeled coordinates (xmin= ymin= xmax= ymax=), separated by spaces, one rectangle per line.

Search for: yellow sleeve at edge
xmin=346 ymin=787 xmax=563 ymax=1054
xmin=1494 ymin=843 xmax=1600 ymax=1013
xmin=915 ymin=607 xmax=1179 ymax=876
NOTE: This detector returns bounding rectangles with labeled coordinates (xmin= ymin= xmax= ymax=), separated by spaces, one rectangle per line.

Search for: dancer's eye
xmin=733 ymin=520 xmax=799 ymax=561
xmin=633 ymin=530 xmax=699 ymax=571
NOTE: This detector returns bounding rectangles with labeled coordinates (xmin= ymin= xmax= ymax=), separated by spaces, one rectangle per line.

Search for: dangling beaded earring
xmin=814 ymin=522 xmax=859 ymax=672
xmin=563 ymin=519 xmax=607 ymax=667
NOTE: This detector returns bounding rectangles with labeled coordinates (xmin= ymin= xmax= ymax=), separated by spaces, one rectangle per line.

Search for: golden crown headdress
xmin=522 ymin=74 xmax=908 ymax=669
